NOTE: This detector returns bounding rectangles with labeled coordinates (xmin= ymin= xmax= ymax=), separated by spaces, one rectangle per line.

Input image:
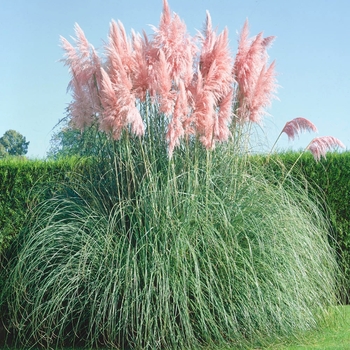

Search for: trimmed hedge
xmin=0 ymin=157 xmax=87 ymax=257
xmin=264 ymin=151 xmax=350 ymax=303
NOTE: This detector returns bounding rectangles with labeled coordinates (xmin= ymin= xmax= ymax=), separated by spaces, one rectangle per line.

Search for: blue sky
xmin=1 ymin=0 xmax=349 ymax=158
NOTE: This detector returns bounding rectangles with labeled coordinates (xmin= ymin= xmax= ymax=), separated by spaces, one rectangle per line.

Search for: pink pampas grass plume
xmin=214 ymin=88 xmax=234 ymax=142
xmin=307 ymin=136 xmax=345 ymax=161
xmin=102 ymin=21 xmax=145 ymax=138
xmin=99 ymin=68 xmax=144 ymax=139
xmin=60 ymin=24 xmax=103 ymax=129
xmin=152 ymin=0 xmax=195 ymax=86
xmin=99 ymin=68 xmax=123 ymax=137
xmin=233 ymin=19 xmax=277 ymax=123
xmin=155 ymin=49 xmax=174 ymax=115
xmin=281 ymin=135 xmax=344 ymax=184
xmin=189 ymin=70 xmax=216 ymax=149
xmin=107 ymin=20 xmax=133 ymax=76
xmin=269 ymin=117 xmax=317 ymax=157
xmin=199 ymin=12 xmax=233 ymax=101
xmin=189 ymin=11 xmax=233 ymax=150
xmin=248 ymin=60 xmax=277 ymax=123
xmin=131 ymin=31 xmax=152 ymax=101
xmin=166 ymin=80 xmax=188 ymax=157
xmin=68 ymin=79 xmax=96 ymax=130
xmin=282 ymin=117 xmax=318 ymax=141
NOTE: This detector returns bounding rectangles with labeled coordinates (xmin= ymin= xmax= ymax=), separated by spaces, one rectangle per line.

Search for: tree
xmin=0 ymin=130 xmax=29 ymax=157
xmin=47 ymin=118 xmax=108 ymax=159
xmin=0 ymin=143 xmax=7 ymax=158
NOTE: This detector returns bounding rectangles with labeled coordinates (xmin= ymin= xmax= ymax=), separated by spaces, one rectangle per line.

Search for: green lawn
xmin=258 ymin=305 xmax=350 ymax=350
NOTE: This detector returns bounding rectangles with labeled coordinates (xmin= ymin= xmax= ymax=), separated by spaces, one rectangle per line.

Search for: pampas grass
xmin=2 ymin=1 xmax=343 ymax=348
xmin=4 ymin=133 xmax=340 ymax=349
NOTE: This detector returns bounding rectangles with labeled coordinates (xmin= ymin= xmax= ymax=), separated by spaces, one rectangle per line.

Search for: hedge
xmin=264 ymin=151 xmax=350 ymax=303
xmin=0 ymin=157 xmax=89 ymax=257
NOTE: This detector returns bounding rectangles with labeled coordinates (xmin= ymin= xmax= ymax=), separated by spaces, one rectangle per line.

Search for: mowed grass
xmin=257 ymin=305 xmax=350 ymax=350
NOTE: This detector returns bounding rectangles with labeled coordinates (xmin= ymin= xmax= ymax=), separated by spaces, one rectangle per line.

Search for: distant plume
xmin=282 ymin=117 xmax=318 ymax=141
xmin=307 ymin=136 xmax=345 ymax=161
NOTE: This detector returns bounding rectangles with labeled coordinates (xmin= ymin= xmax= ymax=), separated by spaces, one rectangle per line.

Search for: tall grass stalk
xmin=4 ymin=114 xmax=340 ymax=348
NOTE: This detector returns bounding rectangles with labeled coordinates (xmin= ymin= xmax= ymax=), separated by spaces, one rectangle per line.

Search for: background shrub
xmin=0 ymin=156 xmax=97 ymax=256
xmin=262 ymin=151 xmax=350 ymax=303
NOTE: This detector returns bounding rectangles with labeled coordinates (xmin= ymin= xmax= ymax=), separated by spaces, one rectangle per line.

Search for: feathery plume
xmin=107 ymin=20 xmax=133 ymax=75
xmin=282 ymin=117 xmax=318 ymax=141
xmin=60 ymin=25 xmax=102 ymax=129
xmin=133 ymin=30 xmax=160 ymax=100
xmin=191 ymin=12 xmax=233 ymax=149
xmin=152 ymin=0 xmax=195 ymax=85
xmin=281 ymin=135 xmax=344 ymax=183
xmin=233 ymin=19 xmax=277 ymax=123
xmin=166 ymin=80 xmax=188 ymax=157
xmin=269 ymin=117 xmax=318 ymax=157
xmin=74 ymin=24 xmax=91 ymax=59
xmin=307 ymin=136 xmax=345 ymax=161
xmin=68 ymin=78 xmax=97 ymax=129
xmin=215 ymin=88 xmax=233 ymax=142
xmin=128 ymin=105 xmax=145 ymax=137
xmin=99 ymin=67 xmax=144 ymax=139
xmin=191 ymin=75 xmax=216 ymax=149
xmin=199 ymin=13 xmax=233 ymax=100
xmin=248 ymin=60 xmax=277 ymax=123
xmin=131 ymin=31 xmax=151 ymax=101
xmin=99 ymin=68 xmax=122 ymax=136
xmin=101 ymin=21 xmax=146 ymax=138
xmin=155 ymin=49 xmax=174 ymax=115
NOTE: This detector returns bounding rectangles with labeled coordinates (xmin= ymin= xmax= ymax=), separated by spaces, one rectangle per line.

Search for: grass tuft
xmin=3 ymin=138 xmax=341 ymax=349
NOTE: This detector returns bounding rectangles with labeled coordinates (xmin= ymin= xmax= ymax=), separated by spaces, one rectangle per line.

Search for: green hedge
xmin=274 ymin=151 xmax=349 ymax=260
xmin=264 ymin=151 xmax=350 ymax=303
xmin=0 ymin=157 xmax=86 ymax=257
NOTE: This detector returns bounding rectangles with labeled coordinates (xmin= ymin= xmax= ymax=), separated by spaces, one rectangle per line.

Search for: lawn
xmin=259 ymin=305 xmax=350 ymax=350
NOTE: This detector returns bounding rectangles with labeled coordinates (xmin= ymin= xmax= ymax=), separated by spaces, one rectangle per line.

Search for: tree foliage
xmin=0 ymin=130 xmax=29 ymax=158
xmin=47 ymin=118 xmax=108 ymax=159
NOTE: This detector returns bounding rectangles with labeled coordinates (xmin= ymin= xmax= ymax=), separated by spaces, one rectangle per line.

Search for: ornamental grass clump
xmin=3 ymin=1 xmax=343 ymax=349
xmin=5 ymin=146 xmax=340 ymax=349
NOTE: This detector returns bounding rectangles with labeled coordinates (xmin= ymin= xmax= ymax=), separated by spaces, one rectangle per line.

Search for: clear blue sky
xmin=1 ymin=0 xmax=349 ymax=158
